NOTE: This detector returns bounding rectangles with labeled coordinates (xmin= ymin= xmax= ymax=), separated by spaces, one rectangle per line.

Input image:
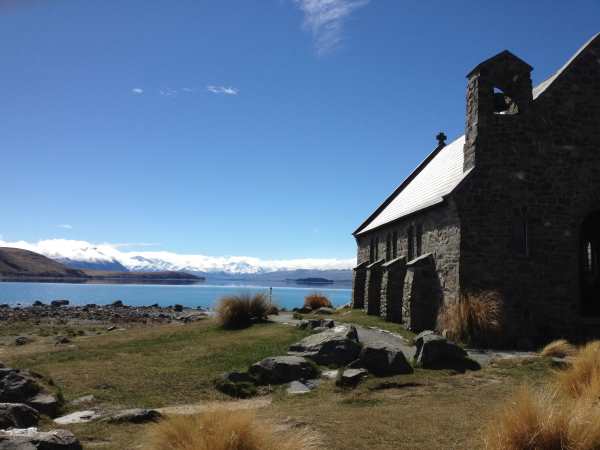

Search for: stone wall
xmin=355 ymin=201 xmax=461 ymax=321
xmin=351 ymin=262 xmax=368 ymax=309
xmin=456 ymin=35 xmax=600 ymax=341
xmin=380 ymin=257 xmax=406 ymax=322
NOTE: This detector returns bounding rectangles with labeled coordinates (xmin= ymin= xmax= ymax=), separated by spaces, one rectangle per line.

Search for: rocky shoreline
xmin=0 ymin=301 xmax=209 ymax=326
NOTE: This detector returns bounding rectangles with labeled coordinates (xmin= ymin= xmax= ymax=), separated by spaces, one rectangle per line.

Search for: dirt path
xmin=156 ymin=397 xmax=272 ymax=415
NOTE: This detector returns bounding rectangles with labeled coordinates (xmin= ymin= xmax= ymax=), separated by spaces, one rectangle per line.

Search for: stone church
xmin=351 ymin=33 xmax=600 ymax=342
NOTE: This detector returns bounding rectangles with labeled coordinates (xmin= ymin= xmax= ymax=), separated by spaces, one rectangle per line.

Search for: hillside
xmin=0 ymin=247 xmax=202 ymax=282
xmin=0 ymin=247 xmax=87 ymax=278
xmin=82 ymin=270 xmax=203 ymax=281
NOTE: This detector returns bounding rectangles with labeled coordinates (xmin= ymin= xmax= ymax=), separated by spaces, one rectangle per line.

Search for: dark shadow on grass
xmin=421 ymin=358 xmax=481 ymax=373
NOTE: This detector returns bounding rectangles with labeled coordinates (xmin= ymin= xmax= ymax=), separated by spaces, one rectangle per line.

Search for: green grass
xmin=300 ymin=309 xmax=416 ymax=342
xmin=3 ymin=321 xmax=309 ymax=408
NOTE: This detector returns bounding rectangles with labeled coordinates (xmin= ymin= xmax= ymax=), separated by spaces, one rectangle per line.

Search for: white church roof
xmin=357 ymin=135 xmax=468 ymax=235
xmin=355 ymin=32 xmax=600 ymax=236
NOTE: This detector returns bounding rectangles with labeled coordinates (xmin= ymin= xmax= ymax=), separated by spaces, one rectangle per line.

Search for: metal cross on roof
xmin=436 ymin=132 xmax=447 ymax=146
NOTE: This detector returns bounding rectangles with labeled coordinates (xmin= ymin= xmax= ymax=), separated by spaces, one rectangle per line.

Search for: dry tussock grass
xmin=304 ymin=293 xmax=332 ymax=310
xmin=555 ymin=341 xmax=600 ymax=399
xmin=485 ymin=340 xmax=600 ymax=449
xmin=216 ymin=293 xmax=270 ymax=329
xmin=484 ymin=386 xmax=600 ymax=450
xmin=437 ymin=291 xmax=504 ymax=347
xmin=540 ymin=339 xmax=578 ymax=358
xmin=147 ymin=409 xmax=321 ymax=450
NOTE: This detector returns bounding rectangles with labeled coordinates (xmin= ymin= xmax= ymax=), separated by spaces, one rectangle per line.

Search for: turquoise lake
xmin=0 ymin=281 xmax=352 ymax=310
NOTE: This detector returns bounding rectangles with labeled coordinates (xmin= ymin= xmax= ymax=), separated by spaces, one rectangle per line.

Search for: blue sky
xmin=2 ymin=0 xmax=599 ymax=261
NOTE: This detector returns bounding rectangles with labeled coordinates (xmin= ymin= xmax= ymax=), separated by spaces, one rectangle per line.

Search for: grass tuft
xmin=437 ymin=291 xmax=504 ymax=348
xmin=555 ymin=340 xmax=600 ymax=399
xmin=540 ymin=339 xmax=578 ymax=359
xmin=147 ymin=409 xmax=321 ymax=450
xmin=216 ymin=293 xmax=270 ymax=329
xmin=304 ymin=294 xmax=332 ymax=310
xmin=483 ymin=386 xmax=600 ymax=450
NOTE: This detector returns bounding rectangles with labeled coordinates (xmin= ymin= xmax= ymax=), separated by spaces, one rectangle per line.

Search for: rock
xmin=286 ymin=381 xmax=312 ymax=395
xmin=54 ymin=410 xmax=101 ymax=425
xmin=359 ymin=342 xmax=413 ymax=376
xmin=0 ymin=428 xmax=82 ymax=449
xmin=106 ymin=326 xmax=117 ymax=332
xmin=249 ymin=356 xmax=319 ymax=385
xmin=50 ymin=300 xmax=69 ymax=307
xmin=69 ymin=395 xmax=95 ymax=406
xmin=314 ymin=307 xmax=335 ymax=315
xmin=103 ymin=408 xmax=162 ymax=424
xmin=27 ymin=393 xmax=60 ymax=418
xmin=336 ymin=368 xmax=368 ymax=387
xmin=14 ymin=338 xmax=29 ymax=347
xmin=32 ymin=301 xmax=44 ymax=307
xmin=0 ymin=369 xmax=41 ymax=403
xmin=173 ymin=304 xmax=183 ymax=312
xmin=321 ymin=319 xmax=335 ymax=328
xmin=414 ymin=331 xmax=467 ymax=369
xmin=53 ymin=336 xmax=71 ymax=345
xmin=288 ymin=325 xmax=361 ymax=366
xmin=0 ymin=403 xmax=40 ymax=429
xmin=321 ymin=370 xmax=339 ymax=380
xmin=296 ymin=320 xmax=309 ymax=330
xmin=110 ymin=300 xmax=124 ymax=308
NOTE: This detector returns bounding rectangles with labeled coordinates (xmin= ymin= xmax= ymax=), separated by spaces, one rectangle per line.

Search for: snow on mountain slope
xmin=0 ymin=239 xmax=356 ymax=274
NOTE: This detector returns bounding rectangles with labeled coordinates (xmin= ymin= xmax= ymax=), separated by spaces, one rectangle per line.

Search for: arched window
xmin=512 ymin=216 xmax=529 ymax=256
xmin=416 ymin=224 xmax=423 ymax=256
xmin=392 ymin=231 xmax=398 ymax=259
xmin=407 ymin=226 xmax=415 ymax=261
xmin=385 ymin=234 xmax=391 ymax=261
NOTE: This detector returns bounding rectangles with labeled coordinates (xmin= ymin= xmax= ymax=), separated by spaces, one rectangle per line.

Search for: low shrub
xmin=147 ymin=409 xmax=320 ymax=450
xmin=483 ymin=386 xmax=600 ymax=450
xmin=214 ymin=379 xmax=257 ymax=399
xmin=436 ymin=291 xmax=504 ymax=348
xmin=266 ymin=304 xmax=280 ymax=315
xmin=540 ymin=339 xmax=578 ymax=358
xmin=555 ymin=340 xmax=600 ymax=399
xmin=216 ymin=293 xmax=271 ymax=329
xmin=304 ymin=293 xmax=332 ymax=310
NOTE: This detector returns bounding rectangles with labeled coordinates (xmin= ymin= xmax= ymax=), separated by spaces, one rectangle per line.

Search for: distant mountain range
xmin=0 ymin=239 xmax=354 ymax=283
xmin=0 ymin=247 xmax=202 ymax=282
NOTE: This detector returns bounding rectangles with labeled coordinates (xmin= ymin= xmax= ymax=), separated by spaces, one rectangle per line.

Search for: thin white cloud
xmin=57 ymin=224 xmax=73 ymax=230
xmin=207 ymin=85 xmax=239 ymax=96
xmin=0 ymin=238 xmax=355 ymax=273
xmin=293 ymin=0 xmax=369 ymax=55
xmin=159 ymin=88 xmax=178 ymax=97
xmin=131 ymin=88 xmax=144 ymax=95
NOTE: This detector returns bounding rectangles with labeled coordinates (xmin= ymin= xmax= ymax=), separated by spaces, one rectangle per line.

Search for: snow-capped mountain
xmin=0 ymin=239 xmax=355 ymax=280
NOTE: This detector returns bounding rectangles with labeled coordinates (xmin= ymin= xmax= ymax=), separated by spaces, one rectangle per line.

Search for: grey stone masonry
xmin=352 ymin=33 xmax=600 ymax=343
xmin=380 ymin=257 xmax=407 ymax=322
xmin=351 ymin=261 xmax=369 ymax=309
xmin=364 ymin=259 xmax=384 ymax=316
xmin=402 ymin=254 xmax=441 ymax=332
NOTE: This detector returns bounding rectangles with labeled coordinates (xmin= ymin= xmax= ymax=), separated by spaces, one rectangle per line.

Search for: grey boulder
xmin=359 ymin=342 xmax=413 ymax=376
xmin=336 ymin=368 xmax=368 ymax=387
xmin=288 ymin=325 xmax=361 ymax=366
xmin=0 ymin=370 xmax=41 ymax=403
xmin=414 ymin=331 xmax=467 ymax=369
xmin=0 ymin=429 xmax=82 ymax=450
xmin=249 ymin=356 xmax=318 ymax=385
xmin=0 ymin=403 xmax=40 ymax=429
xmin=26 ymin=394 xmax=59 ymax=418
xmin=103 ymin=408 xmax=162 ymax=424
